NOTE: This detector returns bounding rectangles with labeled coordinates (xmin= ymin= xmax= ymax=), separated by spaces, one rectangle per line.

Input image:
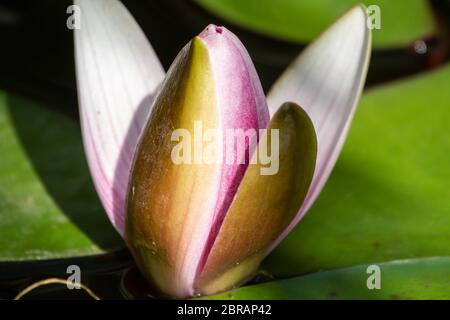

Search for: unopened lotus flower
xmin=74 ymin=0 xmax=371 ymax=298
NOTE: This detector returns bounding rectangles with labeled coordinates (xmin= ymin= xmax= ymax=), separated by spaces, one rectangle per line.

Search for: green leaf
xmin=194 ymin=0 xmax=435 ymax=48
xmin=206 ymin=257 xmax=450 ymax=299
xmin=264 ymin=64 xmax=450 ymax=277
xmin=0 ymin=92 xmax=122 ymax=260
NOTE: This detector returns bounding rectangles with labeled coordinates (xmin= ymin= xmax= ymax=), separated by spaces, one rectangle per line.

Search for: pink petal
xmin=267 ymin=5 xmax=372 ymax=250
xmin=196 ymin=24 xmax=270 ymax=279
xmin=74 ymin=0 xmax=165 ymax=235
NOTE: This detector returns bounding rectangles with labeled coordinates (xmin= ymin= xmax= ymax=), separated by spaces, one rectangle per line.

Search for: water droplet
xmin=414 ymin=40 xmax=427 ymax=55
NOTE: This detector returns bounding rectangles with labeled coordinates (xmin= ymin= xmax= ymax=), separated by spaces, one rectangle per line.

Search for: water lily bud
xmin=125 ymin=25 xmax=270 ymax=298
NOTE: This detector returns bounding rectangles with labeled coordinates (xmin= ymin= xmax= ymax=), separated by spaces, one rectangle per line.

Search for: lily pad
xmin=264 ymin=64 xmax=450 ymax=277
xmin=194 ymin=0 xmax=435 ymax=48
xmin=207 ymin=257 xmax=450 ymax=299
xmin=0 ymin=92 xmax=122 ymax=260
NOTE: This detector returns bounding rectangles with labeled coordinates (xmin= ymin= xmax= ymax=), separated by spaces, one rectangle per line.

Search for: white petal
xmin=74 ymin=0 xmax=165 ymax=235
xmin=267 ymin=5 xmax=371 ymax=249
